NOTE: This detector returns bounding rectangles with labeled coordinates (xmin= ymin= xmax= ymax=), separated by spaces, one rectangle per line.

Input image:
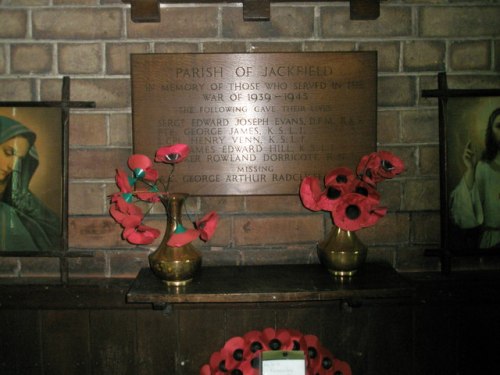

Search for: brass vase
xmin=148 ymin=193 xmax=202 ymax=286
xmin=317 ymin=226 xmax=367 ymax=277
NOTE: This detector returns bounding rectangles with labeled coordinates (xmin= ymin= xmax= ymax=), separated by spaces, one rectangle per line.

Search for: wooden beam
xmin=130 ymin=0 xmax=161 ymax=23
xmin=350 ymin=0 xmax=380 ymax=20
xmin=243 ymin=0 xmax=271 ymax=21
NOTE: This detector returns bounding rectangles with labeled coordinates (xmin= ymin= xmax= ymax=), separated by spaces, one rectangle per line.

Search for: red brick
xmin=155 ymin=42 xmax=200 ymax=53
xmin=401 ymin=109 xmax=439 ymax=143
xmin=402 ymin=178 xmax=440 ymax=211
xmin=67 ymin=251 xmax=107 ymax=279
xmin=0 ymin=9 xmax=27 ymax=38
xmin=59 ymin=43 xmax=103 ymax=74
xmin=32 ymin=8 xmax=123 ymax=39
xmin=109 ymin=250 xmax=149 ymax=278
xmin=356 ymin=212 xmax=410 ymax=246
xmin=109 ymin=113 xmax=133 ymax=146
xmin=234 ymin=215 xmax=324 ymax=246
xmin=0 ymin=79 xmax=33 ymax=101
xmin=378 ymin=76 xmax=416 ymax=107
xmin=403 ymin=41 xmax=445 ymax=72
xmin=359 ymin=42 xmax=400 ymax=72
xmin=69 ymin=113 xmax=107 ymax=146
xmin=41 ymin=78 xmax=130 ymax=108
xmin=106 ymin=42 xmax=150 ymax=75
xmin=69 ymin=148 xmax=131 ymax=179
xmin=11 ymin=44 xmax=52 ymax=74
xmin=321 ymin=6 xmax=412 ymax=38
xmin=419 ymin=6 xmax=500 ymax=37
xmin=127 ymin=7 xmax=218 ymax=39
xmin=68 ymin=182 xmax=107 ymax=215
xmin=68 ymin=216 xmax=131 ymax=249
xmin=222 ymin=6 xmax=314 ymax=39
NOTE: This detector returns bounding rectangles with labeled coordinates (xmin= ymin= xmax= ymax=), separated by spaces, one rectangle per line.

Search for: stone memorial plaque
xmin=131 ymin=52 xmax=377 ymax=195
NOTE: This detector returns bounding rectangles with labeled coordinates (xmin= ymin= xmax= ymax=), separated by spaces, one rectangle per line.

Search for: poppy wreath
xmin=200 ymin=327 xmax=352 ymax=375
xmin=109 ymin=143 xmax=219 ymax=246
xmin=300 ymin=151 xmax=404 ymax=231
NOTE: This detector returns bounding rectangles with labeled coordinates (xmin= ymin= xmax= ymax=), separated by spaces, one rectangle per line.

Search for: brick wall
xmin=0 ymin=0 xmax=499 ymax=279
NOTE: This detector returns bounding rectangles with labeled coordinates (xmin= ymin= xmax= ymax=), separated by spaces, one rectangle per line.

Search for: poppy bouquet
xmin=300 ymin=151 xmax=404 ymax=231
xmin=200 ymin=327 xmax=351 ymax=375
xmin=109 ymin=143 xmax=219 ymax=246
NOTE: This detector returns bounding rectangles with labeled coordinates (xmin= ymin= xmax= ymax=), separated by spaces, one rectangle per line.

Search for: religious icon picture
xmin=0 ymin=105 xmax=67 ymax=254
xmin=442 ymin=95 xmax=500 ymax=254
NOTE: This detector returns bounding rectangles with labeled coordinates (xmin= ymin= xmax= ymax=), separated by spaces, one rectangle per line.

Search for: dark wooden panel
xmin=413 ymin=304 xmax=458 ymax=375
xmin=40 ymin=310 xmax=91 ymax=375
xmin=0 ymin=310 xmax=41 ymax=375
xmin=225 ymin=307 xmax=276 ymax=337
xmin=136 ymin=310 xmax=177 ymax=374
xmin=89 ymin=311 xmax=137 ymax=375
xmin=177 ymin=308 xmax=226 ymax=374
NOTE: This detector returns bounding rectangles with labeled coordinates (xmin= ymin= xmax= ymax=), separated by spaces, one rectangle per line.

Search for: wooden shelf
xmin=126 ymin=263 xmax=413 ymax=308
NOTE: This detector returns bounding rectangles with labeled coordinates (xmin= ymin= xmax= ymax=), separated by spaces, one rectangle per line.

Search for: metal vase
xmin=148 ymin=193 xmax=202 ymax=286
xmin=317 ymin=225 xmax=367 ymax=277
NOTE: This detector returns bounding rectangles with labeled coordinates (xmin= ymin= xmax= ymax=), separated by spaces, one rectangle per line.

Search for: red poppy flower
xmin=261 ymin=327 xmax=294 ymax=351
xmin=236 ymin=356 xmax=259 ymax=375
xmin=300 ymin=176 xmax=324 ymax=211
xmin=357 ymin=151 xmax=404 ymax=185
xmin=350 ymin=179 xmax=380 ymax=201
xmin=208 ymin=351 xmax=228 ymax=374
xmin=243 ymin=330 xmax=267 ymax=358
xmin=128 ymin=154 xmax=159 ymax=182
xmin=109 ymin=196 xmax=143 ymax=229
xmin=332 ymin=358 xmax=352 ymax=375
xmin=196 ymin=211 xmax=219 ymax=241
xmin=220 ymin=336 xmax=246 ymax=370
xmin=155 ymin=143 xmax=190 ymax=164
xmin=304 ymin=334 xmax=322 ymax=371
xmin=324 ymin=167 xmax=355 ymax=188
xmin=287 ymin=328 xmax=308 ymax=352
xmin=332 ymin=193 xmax=385 ymax=231
xmin=123 ymin=224 xmax=161 ymax=245
xmin=376 ymin=151 xmax=405 ymax=179
xmin=166 ymin=226 xmax=200 ymax=247
xmin=115 ymin=168 xmax=135 ymax=202
xmin=314 ymin=347 xmax=335 ymax=375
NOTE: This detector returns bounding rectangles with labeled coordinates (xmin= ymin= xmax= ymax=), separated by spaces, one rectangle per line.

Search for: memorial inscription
xmin=131 ymin=52 xmax=377 ymax=195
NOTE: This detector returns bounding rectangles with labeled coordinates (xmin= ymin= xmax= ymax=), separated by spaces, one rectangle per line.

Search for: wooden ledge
xmin=126 ymin=263 xmax=413 ymax=308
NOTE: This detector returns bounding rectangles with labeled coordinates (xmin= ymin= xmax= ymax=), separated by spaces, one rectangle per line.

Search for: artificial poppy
xmin=324 ymin=167 xmax=355 ymax=189
xmin=196 ymin=211 xmax=219 ymax=241
xmin=304 ymin=334 xmax=322 ymax=372
xmin=166 ymin=225 xmax=200 ymax=247
xmin=299 ymin=176 xmax=324 ymax=211
xmin=115 ymin=169 xmax=134 ymax=202
xmin=331 ymin=358 xmax=352 ymax=375
xmin=332 ymin=193 xmax=384 ymax=231
xmin=261 ymin=327 xmax=294 ymax=351
xmin=243 ymin=330 xmax=267 ymax=358
xmin=221 ymin=336 xmax=246 ymax=370
xmin=128 ymin=154 xmax=159 ymax=182
xmin=155 ymin=143 xmax=190 ymax=164
xmin=123 ymin=224 xmax=161 ymax=245
xmin=109 ymin=196 xmax=143 ymax=229
xmin=356 ymin=152 xmax=382 ymax=186
xmin=375 ymin=151 xmax=405 ymax=179
xmin=357 ymin=151 xmax=404 ymax=185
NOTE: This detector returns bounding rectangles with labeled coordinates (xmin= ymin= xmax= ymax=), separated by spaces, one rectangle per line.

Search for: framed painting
xmin=423 ymin=73 xmax=500 ymax=272
xmin=0 ymin=104 xmax=67 ymax=254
